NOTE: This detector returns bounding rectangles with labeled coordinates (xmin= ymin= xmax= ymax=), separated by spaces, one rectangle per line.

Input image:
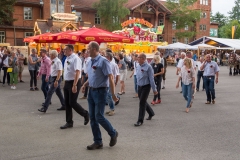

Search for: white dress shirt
xmin=133 ymin=61 xmax=139 ymax=75
xmin=51 ymin=57 xmax=62 ymax=77
xmin=64 ymin=53 xmax=82 ymax=80
xmin=3 ymin=56 xmax=9 ymax=67
xmin=110 ymin=60 xmax=119 ymax=81
xmin=196 ymin=61 xmax=204 ymax=71
xmin=83 ymin=57 xmax=91 ymax=74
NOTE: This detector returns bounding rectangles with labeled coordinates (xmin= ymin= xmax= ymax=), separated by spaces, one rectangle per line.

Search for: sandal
xmin=118 ymin=92 xmax=123 ymax=95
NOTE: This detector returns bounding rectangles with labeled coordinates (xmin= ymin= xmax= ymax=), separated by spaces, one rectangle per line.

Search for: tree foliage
xmin=211 ymin=12 xmax=228 ymax=28
xmin=166 ymin=0 xmax=200 ymax=39
xmin=228 ymin=0 xmax=240 ymax=21
xmin=218 ymin=20 xmax=240 ymax=39
xmin=0 ymin=0 xmax=16 ymax=25
xmin=93 ymin=0 xmax=130 ymax=31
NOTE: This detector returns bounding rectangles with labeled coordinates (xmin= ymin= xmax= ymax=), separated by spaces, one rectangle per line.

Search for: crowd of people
xmin=0 ymin=42 xmax=223 ymax=150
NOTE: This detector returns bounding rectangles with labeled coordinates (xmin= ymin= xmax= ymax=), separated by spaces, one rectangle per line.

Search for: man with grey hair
xmin=38 ymin=50 xmax=65 ymax=113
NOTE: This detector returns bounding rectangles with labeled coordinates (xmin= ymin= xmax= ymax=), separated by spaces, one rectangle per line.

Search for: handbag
xmin=7 ymin=67 xmax=13 ymax=73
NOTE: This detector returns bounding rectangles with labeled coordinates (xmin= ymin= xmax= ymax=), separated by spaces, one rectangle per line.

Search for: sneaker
xmin=108 ymin=110 xmax=115 ymax=116
xmin=156 ymin=99 xmax=161 ymax=104
xmin=10 ymin=86 xmax=13 ymax=89
xmin=13 ymin=86 xmax=16 ymax=90
xmin=109 ymin=131 xmax=118 ymax=147
xmin=34 ymin=87 xmax=39 ymax=91
xmin=151 ymin=101 xmax=156 ymax=105
xmin=80 ymin=96 xmax=87 ymax=99
xmin=20 ymin=80 xmax=24 ymax=83
xmin=30 ymin=88 xmax=34 ymax=91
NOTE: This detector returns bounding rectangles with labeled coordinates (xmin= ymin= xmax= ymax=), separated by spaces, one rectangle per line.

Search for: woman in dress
xmin=176 ymin=58 xmax=195 ymax=113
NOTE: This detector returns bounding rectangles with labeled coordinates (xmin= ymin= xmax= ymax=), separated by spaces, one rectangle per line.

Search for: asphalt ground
xmin=1 ymin=65 xmax=240 ymax=160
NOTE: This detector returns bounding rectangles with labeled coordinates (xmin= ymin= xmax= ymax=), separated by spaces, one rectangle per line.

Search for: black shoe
xmin=34 ymin=87 xmax=39 ymax=91
xmin=60 ymin=123 xmax=73 ymax=129
xmin=146 ymin=115 xmax=154 ymax=120
xmin=30 ymin=88 xmax=34 ymax=91
xmin=196 ymin=88 xmax=199 ymax=92
xmin=0 ymin=81 xmax=2 ymax=83
xmin=38 ymin=108 xmax=46 ymax=113
xmin=162 ymin=86 xmax=165 ymax=89
xmin=87 ymin=143 xmax=103 ymax=150
xmin=109 ymin=131 xmax=118 ymax=147
xmin=57 ymin=106 xmax=66 ymax=110
xmin=134 ymin=121 xmax=143 ymax=127
xmin=180 ymin=91 xmax=182 ymax=93
xmin=20 ymin=80 xmax=24 ymax=83
xmin=115 ymin=96 xmax=120 ymax=105
xmin=84 ymin=111 xmax=89 ymax=125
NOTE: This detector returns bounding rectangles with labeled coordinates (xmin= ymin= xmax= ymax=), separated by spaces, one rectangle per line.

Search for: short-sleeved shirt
xmin=16 ymin=52 xmax=24 ymax=65
xmin=83 ymin=57 xmax=91 ymax=74
xmin=51 ymin=57 xmax=62 ymax=77
xmin=203 ymin=61 xmax=220 ymax=76
xmin=110 ymin=60 xmax=119 ymax=82
xmin=119 ymin=59 xmax=126 ymax=70
xmin=179 ymin=67 xmax=195 ymax=85
xmin=133 ymin=61 xmax=139 ymax=75
xmin=64 ymin=53 xmax=82 ymax=80
xmin=151 ymin=63 xmax=163 ymax=79
xmin=87 ymin=54 xmax=112 ymax=88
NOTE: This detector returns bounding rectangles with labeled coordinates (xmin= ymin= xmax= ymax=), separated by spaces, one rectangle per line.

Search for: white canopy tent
xmin=158 ymin=42 xmax=197 ymax=50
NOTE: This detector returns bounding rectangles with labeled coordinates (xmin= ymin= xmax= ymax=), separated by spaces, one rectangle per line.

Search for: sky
xmin=212 ymin=0 xmax=235 ymax=16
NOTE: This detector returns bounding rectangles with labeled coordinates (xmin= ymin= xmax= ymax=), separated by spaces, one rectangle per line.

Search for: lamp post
xmin=40 ymin=0 xmax=44 ymax=19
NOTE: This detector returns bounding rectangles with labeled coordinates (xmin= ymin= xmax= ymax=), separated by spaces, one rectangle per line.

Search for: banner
xmin=156 ymin=26 xmax=164 ymax=34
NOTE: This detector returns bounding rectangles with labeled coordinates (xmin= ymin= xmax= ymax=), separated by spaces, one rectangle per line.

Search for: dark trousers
xmin=64 ymin=80 xmax=88 ymax=124
xmin=153 ymin=77 xmax=162 ymax=101
xmin=196 ymin=71 xmax=205 ymax=90
xmin=2 ymin=67 xmax=10 ymax=84
xmin=137 ymin=84 xmax=155 ymax=123
xmin=41 ymin=74 xmax=49 ymax=99
xmin=203 ymin=76 xmax=215 ymax=102
xmin=43 ymin=77 xmax=65 ymax=110
xmin=29 ymin=70 xmax=37 ymax=88
xmin=83 ymin=76 xmax=89 ymax=97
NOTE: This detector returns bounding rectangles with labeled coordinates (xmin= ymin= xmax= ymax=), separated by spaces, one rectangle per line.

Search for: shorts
xmin=18 ymin=65 xmax=24 ymax=73
xmin=119 ymin=69 xmax=127 ymax=81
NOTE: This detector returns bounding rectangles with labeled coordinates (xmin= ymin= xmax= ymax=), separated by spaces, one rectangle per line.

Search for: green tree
xmin=211 ymin=12 xmax=228 ymax=28
xmin=93 ymin=0 xmax=130 ymax=31
xmin=166 ymin=0 xmax=201 ymax=39
xmin=0 ymin=0 xmax=16 ymax=25
xmin=228 ymin=0 xmax=240 ymax=21
xmin=218 ymin=20 xmax=240 ymax=39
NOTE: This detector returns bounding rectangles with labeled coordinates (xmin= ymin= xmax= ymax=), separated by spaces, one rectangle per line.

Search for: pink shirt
xmin=38 ymin=56 xmax=51 ymax=78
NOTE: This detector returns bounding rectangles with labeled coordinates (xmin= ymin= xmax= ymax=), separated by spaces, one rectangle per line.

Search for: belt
xmin=204 ymin=76 xmax=214 ymax=78
xmin=89 ymin=87 xmax=107 ymax=91
xmin=138 ymin=84 xmax=150 ymax=88
xmin=65 ymin=78 xmax=81 ymax=82
xmin=51 ymin=76 xmax=57 ymax=78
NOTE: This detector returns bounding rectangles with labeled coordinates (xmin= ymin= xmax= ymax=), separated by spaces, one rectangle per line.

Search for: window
xmin=185 ymin=25 xmax=188 ymax=30
xmin=200 ymin=25 xmax=207 ymax=31
xmin=50 ymin=0 xmax=64 ymax=14
xmin=159 ymin=19 xmax=164 ymax=26
xmin=95 ymin=13 xmax=101 ymax=24
xmin=172 ymin=37 xmax=177 ymax=43
xmin=200 ymin=0 xmax=208 ymax=5
xmin=25 ymin=32 xmax=33 ymax=46
xmin=172 ymin=21 xmax=176 ymax=30
xmin=0 ymin=31 xmax=5 ymax=43
xmin=76 ymin=12 xmax=82 ymax=22
xmin=24 ymin=7 xmax=32 ymax=20
xmin=184 ymin=38 xmax=189 ymax=44
xmin=58 ymin=0 xmax=64 ymax=13
xmin=158 ymin=36 xmax=164 ymax=42
xmin=201 ymin=12 xmax=207 ymax=18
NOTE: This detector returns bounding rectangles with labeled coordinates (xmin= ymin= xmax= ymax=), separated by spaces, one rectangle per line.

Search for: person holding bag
xmin=8 ymin=52 xmax=19 ymax=89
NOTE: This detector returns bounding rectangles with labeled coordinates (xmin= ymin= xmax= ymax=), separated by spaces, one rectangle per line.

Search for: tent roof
xmin=158 ymin=42 xmax=197 ymax=50
xmin=189 ymin=36 xmax=240 ymax=50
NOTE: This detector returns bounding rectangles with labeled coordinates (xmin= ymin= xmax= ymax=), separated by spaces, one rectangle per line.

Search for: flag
xmin=232 ymin=26 xmax=236 ymax=39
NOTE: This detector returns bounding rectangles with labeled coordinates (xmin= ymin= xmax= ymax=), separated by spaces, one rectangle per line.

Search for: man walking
xmin=60 ymin=45 xmax=89 ymax=129
xmin=81 ymin=41 xmax=118 ymax=150
xmin=134 ymin=53 xmax=157 ymax=127
xmin=38 ymin=50 xmax=65 ymax=113
xmin=37 ymin=48 xmax=51 ymax=102
xmin=196 ymin=57 xmax=205 ymax=91
xmin=200 ymin=54 xmax=220 ymax=104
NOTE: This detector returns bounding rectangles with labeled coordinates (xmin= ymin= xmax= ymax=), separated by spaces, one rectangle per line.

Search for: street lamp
xmin=40 ymin=0 xmax=44 ymax=19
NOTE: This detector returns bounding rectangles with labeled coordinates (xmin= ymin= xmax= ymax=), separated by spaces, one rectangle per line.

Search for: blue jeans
xmin=43 ymin=77 xmax=65 ymax=110
xmin=182 ymin=83 xmax=193 ymax=108
xmin=203 ymin=76 xmax=215 ymax=102
xmin=88 ymin=87 xmax=116 ymax=144
xmin=134 ymin=75 xmax=138 ymax=94
xmin=107 ymin=87 xmax=115 ymax=110
xmin=196 ymin=71 xmax=205 ymax=90
xmin=41 ymin=74 xmax=49 ymax=99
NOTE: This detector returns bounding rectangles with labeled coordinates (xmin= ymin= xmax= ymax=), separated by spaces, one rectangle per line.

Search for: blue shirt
xmin=136 ymin=61 xmax=157 ymax=92
xmin=87 ymin=54 xmax=112 ymax=88
xmin=203 ymin=61 xmax=220 ymax=76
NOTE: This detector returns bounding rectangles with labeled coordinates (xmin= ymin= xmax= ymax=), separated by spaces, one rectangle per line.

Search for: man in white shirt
xmin=60 ymin=45 xmax=89 ymax=129
xmin=130 ymin=54 xmax=139 ymax=98
xmin=80 ymin=51 xmax=91 ymax=99
xmin=38 ymin=50 xmax=66 ymax=113
xmin=105 ymin=51 xmax=120 ymax=116
xmin=196 ymin=57 xmax=205 ymax=91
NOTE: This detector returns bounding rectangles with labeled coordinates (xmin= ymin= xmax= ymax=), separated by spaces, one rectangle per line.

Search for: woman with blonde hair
xmin=176 ymin=58 xmax=195 ymax=113
xmin=8 ymin=51 xmax=19 ymax=89
xmin=151 ymin=55 xmax=164 ymax=105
